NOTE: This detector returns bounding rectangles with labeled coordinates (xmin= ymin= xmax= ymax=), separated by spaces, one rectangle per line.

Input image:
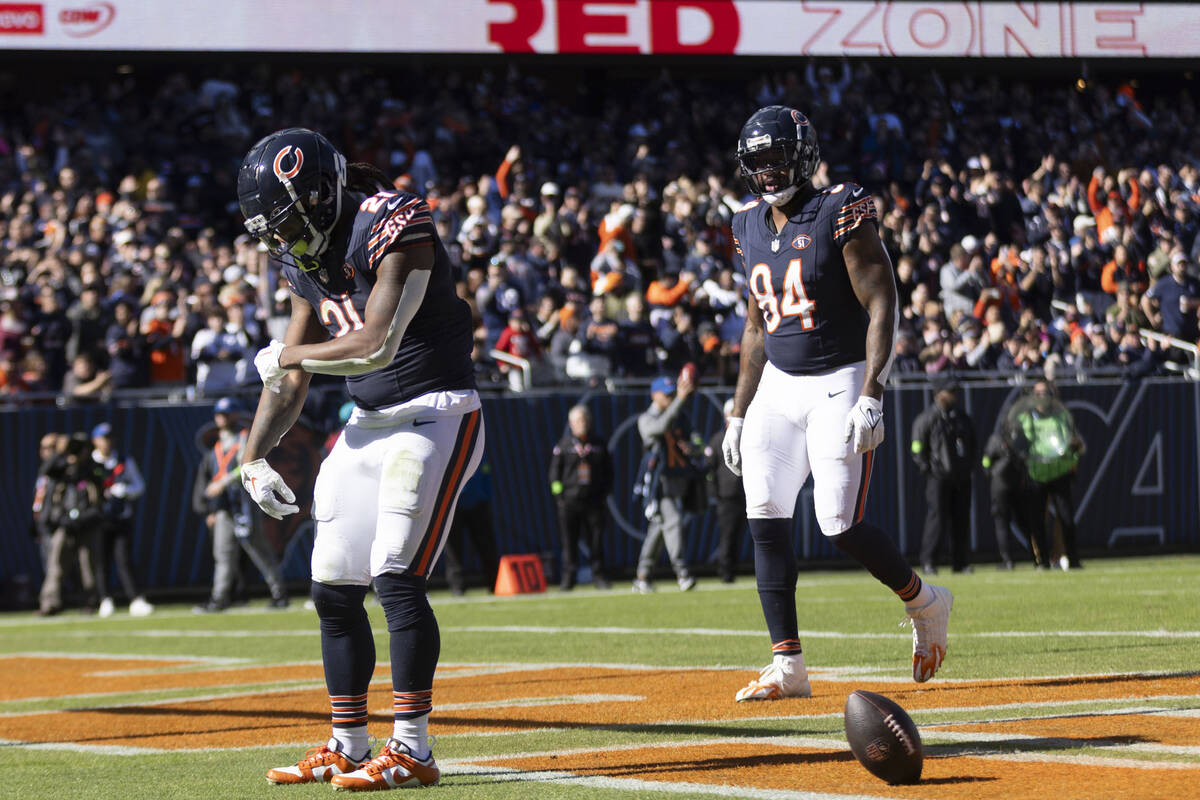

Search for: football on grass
xmin=844 ymin=690 xmax=923 ymax=784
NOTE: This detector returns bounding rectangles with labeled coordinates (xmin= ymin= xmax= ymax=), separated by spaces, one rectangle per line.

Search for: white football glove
xmin=240 ymin=458 xmax=299 ymax=520
xmin=843 ymin=396 xmax=885 ymax=454
xmin=722 ymin=417 xmax=744 ymax=476
xmin=254 ymin=339 xmax=288 ymax=394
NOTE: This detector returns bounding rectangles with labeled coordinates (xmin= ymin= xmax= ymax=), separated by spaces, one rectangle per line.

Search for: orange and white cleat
xmin=331 ymin=738 xmax=440 ymax=791
xmin=906 ymin=583 xmax=953 ymax=682
xmin=266 ymin=738 xmax=368 ymax=784
xmin=734 ymin=654 xmax=811 ymax=702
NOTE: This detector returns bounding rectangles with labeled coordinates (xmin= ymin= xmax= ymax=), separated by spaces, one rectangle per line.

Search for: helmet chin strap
xmin=293 ymin=153 xmax=348 ymax=269
xmin=763 ymin=185 xmax=799 ymax=207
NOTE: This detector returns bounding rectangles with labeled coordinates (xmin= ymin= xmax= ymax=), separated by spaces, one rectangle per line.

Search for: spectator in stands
xmin=578 ymin=296 xmax=618 ymax=378
xmin=548 ymin=405 xmax=613 ymax=591
xmin=30 ymin=284 xmax=71 ymax=389
xmin=659 ymin=304 xmax=703 ymax=375
xmin=60 ymin=350 xmax=110 ymax=403
xmin=65 ymin=283 xmax=109 ymax=365
xmin=3 ymin=58 xmax=1200 ymax=407
xmin=191 ymin=305 xmax=252 ymax=396
xmin=140 ymin=289 xmax=188 ymax=387
xmin=615 ymin=293 xmax=657 ymax=377
xmin=1142 ymin=252 xmax=1200 ymax=345
xmin=475 ymin=259 xmax=524 ymax=349
xmin=492 ymin=308 xmax=543 ymax=391
xmin=105 ymin=300 xmax=147 ymax=389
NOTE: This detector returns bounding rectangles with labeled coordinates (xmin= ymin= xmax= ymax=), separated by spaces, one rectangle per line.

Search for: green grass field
xmin=2 ymin=555 xmax=1199 ymax=800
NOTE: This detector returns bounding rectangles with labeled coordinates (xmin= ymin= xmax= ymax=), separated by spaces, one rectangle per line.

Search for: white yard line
xmin=974 ymin=751 xmax=1200 ymax=769
xmin=24 ymin=625 xmax=1200 ymax=639
xmin=926 ymin=729 xmax=1200 ymax=757
xmin=443 ymin=625 xmax=1200 ymax=639
xmin=0 ymin=682 xmax=326 ymax=717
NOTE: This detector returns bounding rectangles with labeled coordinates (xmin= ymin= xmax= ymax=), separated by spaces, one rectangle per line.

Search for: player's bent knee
xmin=373 ymin=571 xmax=432 ymax=631
xmin=311 ymin=538 xmax=370 ymax=585
xmin=818 ymin=515 xmax=854 ymax=537
xmin=748 ymin=517 xmax=792 ymax=546
xmin=310 ymin=581 xmax=369 ymax=622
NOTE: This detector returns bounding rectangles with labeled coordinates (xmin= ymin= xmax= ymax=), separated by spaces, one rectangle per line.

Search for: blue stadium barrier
xmin=2 ymin=377 xmax=1196 ymax=600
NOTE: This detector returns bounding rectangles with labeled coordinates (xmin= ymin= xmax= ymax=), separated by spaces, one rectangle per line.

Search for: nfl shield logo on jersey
xmin=771 ymin=238 xmax=781 ymax=253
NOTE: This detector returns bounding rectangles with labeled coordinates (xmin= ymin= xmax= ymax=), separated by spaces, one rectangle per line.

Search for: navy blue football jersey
xmin=732 ymin=183 xmax=876 ymax=375
xmin=282 ymin=189 xmax=475 ymax=410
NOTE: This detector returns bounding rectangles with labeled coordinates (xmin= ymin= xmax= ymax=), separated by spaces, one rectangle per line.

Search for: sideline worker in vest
xmin=192 ymin=396 xmax=288 ymax=612
xmin=1011 ymin=379 xmax=1085 ymax=570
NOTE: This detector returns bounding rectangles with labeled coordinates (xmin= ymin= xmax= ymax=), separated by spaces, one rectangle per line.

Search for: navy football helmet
xmin=736 ymin=106 xmax=819 ymax=206
xmin=237 ymin=128 xmax=347 ymax=270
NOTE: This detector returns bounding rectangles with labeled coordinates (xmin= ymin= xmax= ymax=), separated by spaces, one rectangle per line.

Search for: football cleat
xmin=631 ymin=578 xmax=654 ymax=594
xmin=331 ymin=738 xmax=439 ymax=791
xmin=129 ymin=596 xmax=154 ymax=617
xmin=735 ymin=654 xmax=811 ymax=702
xmin=266 ymin=738 xmax=367 ymax=784
xmin=905 ymin=584 xmax=953 ymax=682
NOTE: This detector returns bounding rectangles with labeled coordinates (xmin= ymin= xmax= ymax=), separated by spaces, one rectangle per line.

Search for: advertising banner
xmin=0 ymin=2 xmax=1196 ymax=57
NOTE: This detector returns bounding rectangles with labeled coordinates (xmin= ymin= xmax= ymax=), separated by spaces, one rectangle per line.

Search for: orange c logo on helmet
xmin=273 ymin=146 xmax=304 ymax=181
xmin=792 ymin=110 xmax=808 ymax=126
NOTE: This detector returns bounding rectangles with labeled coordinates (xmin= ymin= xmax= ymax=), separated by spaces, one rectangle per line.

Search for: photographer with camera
xmin=36 ymin=432 xmax=108 ymax=616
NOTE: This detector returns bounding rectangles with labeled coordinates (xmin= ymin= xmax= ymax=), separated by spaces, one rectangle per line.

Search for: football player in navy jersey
xmin=236 ymin=128 xmax=481 ymax=790
xmin=722 ymin=107 xmax=953 ymax=702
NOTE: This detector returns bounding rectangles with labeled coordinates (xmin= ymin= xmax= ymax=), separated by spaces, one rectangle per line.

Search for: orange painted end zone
xmin=2 ymin=656 xmax=1197 ymax=799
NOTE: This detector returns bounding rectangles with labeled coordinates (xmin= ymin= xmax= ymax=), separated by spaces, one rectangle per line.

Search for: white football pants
xmin=741 ymin=361 xmax=874 ymax=535
xmin=310 ymin=390 xmax=484 ymax=585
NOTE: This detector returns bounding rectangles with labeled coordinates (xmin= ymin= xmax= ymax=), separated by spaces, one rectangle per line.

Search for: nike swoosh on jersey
xmin=386 ymin=197 xmax=403 ymax=210
xmin=413 ymin=419 xmax=436 ymax=427
xmin=850 ymin=187 xmax=864 ymax=198
xmin=828 ymin=389 xmax=846 ymax=398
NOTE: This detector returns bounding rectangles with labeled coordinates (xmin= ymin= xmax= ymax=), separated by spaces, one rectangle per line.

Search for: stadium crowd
xmin=2 ymin=59 xmax=1199 ymax=401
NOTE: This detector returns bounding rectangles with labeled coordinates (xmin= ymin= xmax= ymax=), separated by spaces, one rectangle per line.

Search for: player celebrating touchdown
xmin=723 ymin=106 xmax=953 ymax=701
xmin=237 ymin=128 xmax=481 ymax=789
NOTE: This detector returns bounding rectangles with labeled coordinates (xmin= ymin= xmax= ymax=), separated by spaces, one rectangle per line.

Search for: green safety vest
xmin=1017 ymin=410 xmax=1079 ymax=483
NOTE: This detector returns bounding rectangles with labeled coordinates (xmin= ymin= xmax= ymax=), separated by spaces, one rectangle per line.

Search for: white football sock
xmin=331 ymin=727 xmax=370 ymax=762
xmin=905 ymin=582 xmax=936 ymax=612
xmin=392 ymin=715 xmax=430 ymax=760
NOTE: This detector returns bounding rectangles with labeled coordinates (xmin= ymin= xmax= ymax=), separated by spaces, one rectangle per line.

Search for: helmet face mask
xmin=238 ymin=128 xmax=347 ymax=271
xmin=737 ymin=106 xmax=819 ymax=207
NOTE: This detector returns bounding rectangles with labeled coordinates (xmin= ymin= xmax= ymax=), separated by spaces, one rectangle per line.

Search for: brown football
xmin=844 ymin=690 xmax=923 ymax=784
